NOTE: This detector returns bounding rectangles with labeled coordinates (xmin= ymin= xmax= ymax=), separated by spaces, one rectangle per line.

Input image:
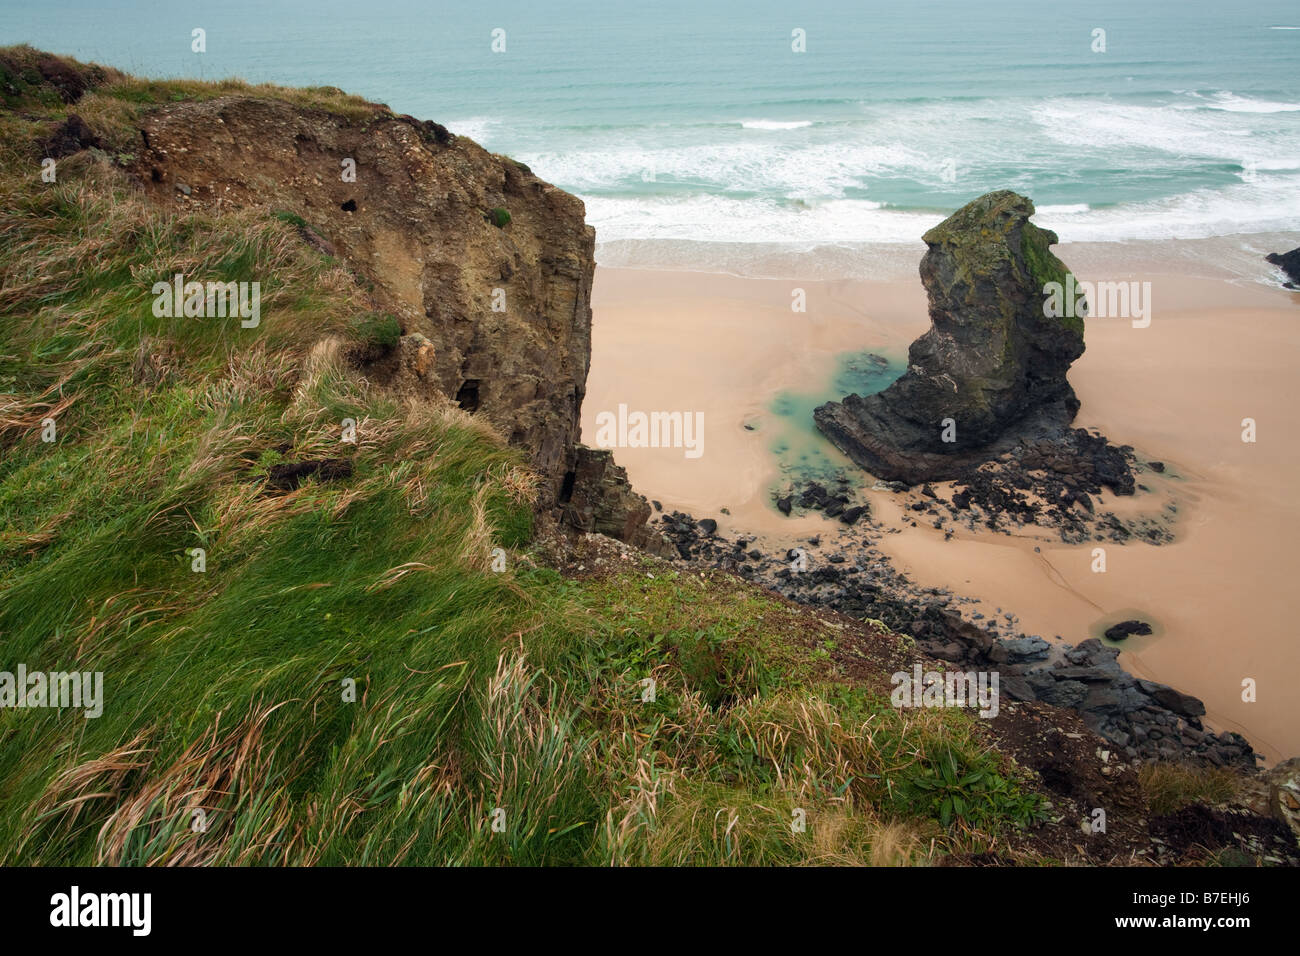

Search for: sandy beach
xmin=585 ymin=248 xmax=1300 ymax=763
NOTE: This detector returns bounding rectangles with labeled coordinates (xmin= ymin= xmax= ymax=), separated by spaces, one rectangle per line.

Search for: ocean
xmin=8 ymin=0 xmax=1300 ymax=274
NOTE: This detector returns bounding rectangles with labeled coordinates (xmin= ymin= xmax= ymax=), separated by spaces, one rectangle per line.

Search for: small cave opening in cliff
xmin=455 ymin=380 xmax=481 ymax=413
xmin=340 ymin=198 xmax=357 ymax=212
xmin=559 ymin=470 xmax=576 ymax=505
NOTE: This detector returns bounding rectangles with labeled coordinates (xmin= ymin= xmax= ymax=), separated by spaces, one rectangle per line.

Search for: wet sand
xmin=584 ymin=252 xmax=1300 ymax=763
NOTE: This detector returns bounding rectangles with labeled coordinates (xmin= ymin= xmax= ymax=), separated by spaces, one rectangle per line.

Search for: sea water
xmin=767 ymin=350 xmax=904 ymax=488
xmin=8 ymin=0 xmax=1299 ymax=274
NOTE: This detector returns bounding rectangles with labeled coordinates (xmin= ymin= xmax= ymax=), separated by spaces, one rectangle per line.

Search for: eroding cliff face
xmin=815 ymin=191 xmax=1086 ymax=484
xmin=135 ymin=95 xmax=593 ymax=512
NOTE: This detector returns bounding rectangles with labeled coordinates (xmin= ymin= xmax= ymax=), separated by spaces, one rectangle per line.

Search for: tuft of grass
xmin=273 ymin=210 xmax=308 ymax=230
xmin=350 ymin=312 xmax=402 ymax=351
xmin=1139 ymin=763 xmax=1237 ymax=816
xmin=488 ymin=207 xmax=511 ymax=228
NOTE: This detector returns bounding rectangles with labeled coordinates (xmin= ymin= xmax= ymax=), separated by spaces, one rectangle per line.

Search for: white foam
xmin=490 ymin=91 xmax=1300 ymax=252
xmin=581 ymin=174 xmax=1300 ymax=249
xmin=1204 ymin=91 xmax=1300 ymax=113
xmin=445 ymin=116 xmax=498 ymax=142
xmin=518 ymin=139 xmax=927 ymax=198
xmin=739 ymin=119 xmax=814 ymax=130
xmin=583 ymin=194 xmax=933 ymax=244
xmin=1033 ymin=179 xmax=1300 ymax=242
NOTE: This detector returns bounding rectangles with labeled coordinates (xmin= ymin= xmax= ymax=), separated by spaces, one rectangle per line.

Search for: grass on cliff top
xmin=0 ymin=44 xmax=392 ymax=165
xmin=0 ymin=50 xmax=1047 ymax=865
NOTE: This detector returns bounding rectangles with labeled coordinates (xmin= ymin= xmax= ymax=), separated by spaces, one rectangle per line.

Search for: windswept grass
xmin=0 ymin=49 xmax=1048 ymax=865
xmin=1139 ymin=763 xmax=1237 ymax=817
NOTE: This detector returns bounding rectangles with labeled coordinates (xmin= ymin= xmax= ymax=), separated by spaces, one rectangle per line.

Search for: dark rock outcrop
xmin=1266 ymin=247 xmax=1300 ymax=290
xmin=815 ymin=191 xmax=1087 ymax=484
xmin=562 ymin=447 xmax=672 ymax=556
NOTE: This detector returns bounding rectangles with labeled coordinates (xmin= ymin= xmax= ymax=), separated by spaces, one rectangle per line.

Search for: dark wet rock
xmin=935 ymin=429 xmax=1150 ymax=544
xmin=1138 ymin=679 xmax=1207 ymax=719
xmin=1000 ymin=635 xmax=1051 ymax=663
xmin=1104 ymin=620 xmax=1153 ymax=641
xmin=840 ymin=505 xmax=868 ymax=525
xmin=775 ymin=481 xmax=861 ymax=522
xmin=1266 ymin=247 xmax=1300 ymax=289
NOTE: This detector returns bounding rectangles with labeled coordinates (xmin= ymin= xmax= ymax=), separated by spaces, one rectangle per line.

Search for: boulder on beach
xmin=1104 ymin=619 xmax=1153 ymax=641
xmin=1266 ymin=247 xmax=1300 ymax=290
xmin=814 ymin=191 xmax=1087 ymax=484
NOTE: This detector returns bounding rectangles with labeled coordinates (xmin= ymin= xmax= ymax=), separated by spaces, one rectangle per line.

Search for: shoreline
xmin=594 ymin=232 xmax=1300 ymax=287
xmin=585 ymin=254 xmax=1300 ymax=763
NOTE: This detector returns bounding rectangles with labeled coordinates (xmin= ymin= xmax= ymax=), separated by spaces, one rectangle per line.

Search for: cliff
xmin=132 ymin=95 xmax=596 ymax=517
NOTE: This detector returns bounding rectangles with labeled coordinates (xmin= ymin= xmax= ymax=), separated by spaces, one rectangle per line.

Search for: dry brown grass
xmin=1139 ymin=762 xmax=1237 ymax=816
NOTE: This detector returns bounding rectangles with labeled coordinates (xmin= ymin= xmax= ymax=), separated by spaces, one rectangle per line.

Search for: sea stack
xmin=815 ymin=191 xmax=1087 ymax=484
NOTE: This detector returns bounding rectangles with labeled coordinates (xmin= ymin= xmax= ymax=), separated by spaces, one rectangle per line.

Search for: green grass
xmin=0 ymin=48 xmax=1049 ymax=866
xmin=350 ymin=312 xmax=402 ymax=351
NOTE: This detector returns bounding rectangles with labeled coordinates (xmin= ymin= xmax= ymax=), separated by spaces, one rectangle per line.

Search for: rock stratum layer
xmin=135 ymin=95 xmax=594 ymax=514
xmin=815 ymin=191 xmax=1086 ymax=484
